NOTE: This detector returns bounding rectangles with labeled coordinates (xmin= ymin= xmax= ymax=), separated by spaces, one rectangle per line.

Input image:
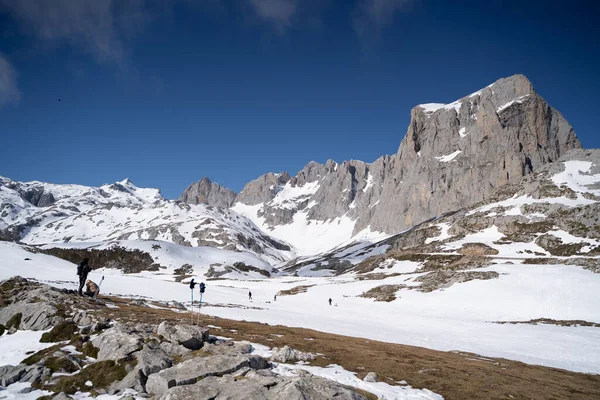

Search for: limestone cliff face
xmin=180 ymin=74 xmax=582 ymax=237
xmin=358 ymin=74 xmax=580 ymax=233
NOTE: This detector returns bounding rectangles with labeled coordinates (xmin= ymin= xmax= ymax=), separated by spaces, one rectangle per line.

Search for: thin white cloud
xmin=0 ymin=53 xmax=20 ymax=109
xmin=0 ymin=0 xmax=151 ymax=64
xmin=353 ymin=0 xmax=414 ymax=38
xmin=247 ymin=0 xmax=297 ymax=31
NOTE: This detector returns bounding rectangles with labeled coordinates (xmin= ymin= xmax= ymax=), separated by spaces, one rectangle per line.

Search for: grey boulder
xmin=156 ymin=322 xmax=209 ymax=350
xmin=363 ymin=372 xmax=378 ymax=382
xmin=158 ymin=369 xmax=366 ymax=400
xmin=91 ymin=326 xmax=142 ymax=361
xmin=270 ymin=346 xmax=315 ymax=363
xmin=159 ymin=342 xmax=192 ymax=358
xmin=0 ymin=364 xmax=27 ymax=387
xmin=0 ymin=303 xmax=62 ymax=331
xmin=114 ymin=344 xmax=173 ymax=393
xmin=146 ymin=355 xmax=269 ymax=396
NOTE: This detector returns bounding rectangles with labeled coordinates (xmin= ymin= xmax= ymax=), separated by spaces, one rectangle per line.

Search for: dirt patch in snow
xmin=415 ymin=270 xmax=499 ymax=292
xmin=494 ymin=318 xmax=600 ymax=328
xmin=276 ymin=285 xmax=315 ymax=296
xmin=359 ymin=284 xmax=404 ymax=302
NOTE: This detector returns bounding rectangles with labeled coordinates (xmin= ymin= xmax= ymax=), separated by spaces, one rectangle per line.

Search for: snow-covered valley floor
xmin=1 ymin=242 xmax=599 ymax=375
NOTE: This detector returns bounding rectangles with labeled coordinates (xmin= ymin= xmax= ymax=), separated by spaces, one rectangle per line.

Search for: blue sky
xmin=1 ymin=0 xmax=598 ymax=199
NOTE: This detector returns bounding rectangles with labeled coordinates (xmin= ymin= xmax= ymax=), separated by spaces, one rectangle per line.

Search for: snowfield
xmin=1 ymin=241 xmax=599 ymax=374
xmin=0 ymin=176 xmax=294 ymax=266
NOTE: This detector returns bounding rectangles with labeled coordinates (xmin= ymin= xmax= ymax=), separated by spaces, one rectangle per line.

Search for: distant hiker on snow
xmin=274 ymin=294 xmax=277 ymax=302
xmin=328 ymin=298 xmax=332 ymax=306
xmin=83 ymin=279 xmax=100 ymax=298
xmin=249 ymin=291 xmax=252 ymax=300
xmin=77 ymin=258 xmax=91 ymax=296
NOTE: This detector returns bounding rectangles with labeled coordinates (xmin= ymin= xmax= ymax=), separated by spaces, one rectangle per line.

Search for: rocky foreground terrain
xmin=0 ymin=277 xmax=379 ymax=400
xmin=1 ymin=277 xmax=599 ymax=400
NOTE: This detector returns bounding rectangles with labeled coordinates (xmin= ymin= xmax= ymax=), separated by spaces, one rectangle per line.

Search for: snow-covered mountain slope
xmin=39 ymin=239 xmax=276 ymax=280
xmin=0 ymin=177 xmax=293 ymax=268
xmin=283 ymin=149 xmax=600 ymax=277
xmin=232 ymin=186 xmax=388 ymax=256
xmin=2 ymin=240 xmax=600 ymax=374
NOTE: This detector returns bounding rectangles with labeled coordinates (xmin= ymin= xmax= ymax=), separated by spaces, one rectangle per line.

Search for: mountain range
xmin=181 ymin=74 xmax=581 ymax=254
xmin=0 ymin=74 xmax=596 ymax=280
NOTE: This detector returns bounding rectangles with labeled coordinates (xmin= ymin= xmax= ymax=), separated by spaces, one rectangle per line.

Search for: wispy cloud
xmin=0 ymin=0 xmax=151 ymax=65
xmin=247 ymin=0 xmax=298 ymax=32
xmin=0 ymin=53 xmax=20 ymax=109
xmin=353 ymin=0 xmax=414 ymax=38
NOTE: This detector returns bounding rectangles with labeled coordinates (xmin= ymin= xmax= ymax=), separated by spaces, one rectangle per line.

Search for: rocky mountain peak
xmin=359 ymin=74 xmax=581 ymax=235
xmin=179 ymin=177 xmax=237 ymax=208
xmin=181 ymin=74 xmax=583 ymax=254
xmin=236 ymin=172 xmax=291 ymax=206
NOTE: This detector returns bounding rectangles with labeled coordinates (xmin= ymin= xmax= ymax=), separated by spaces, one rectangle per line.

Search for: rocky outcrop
xmin=0 ymin=277 xmax=67 ymax=330
xmin=0 ymin=278 xmax=379 ymax=400
xmin=157 ymin=321 xmax=210 ymax=350
xmin=145 ymin=354 xmax=269 ymax=396
xmin=158 ymin=369 xmax=367 ymax=400
xmin=363 ymin=372 xmax=378 ymax=382
xmin=91 ymin=326 xmax=143 ymax=361
xmin=270 ymin=346 xmax=315 ymax=363
xmin=179 ymin=177 xmax=237 ymax=208
xmin=113 ymin=344 xmax=173 ymax=392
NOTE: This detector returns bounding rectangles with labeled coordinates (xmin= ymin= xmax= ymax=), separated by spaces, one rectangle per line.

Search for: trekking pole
xmin=95 ymin=276 xmax=105 ymax=300
xmin=197 ymin=291 xmax=204 ymax=325
xmin=190 ymin=289 xmax=194 ymax=325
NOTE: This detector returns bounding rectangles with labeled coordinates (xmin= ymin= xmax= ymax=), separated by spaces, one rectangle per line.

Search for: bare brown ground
xmin=92 ymin=296 xmax=600 ymax=400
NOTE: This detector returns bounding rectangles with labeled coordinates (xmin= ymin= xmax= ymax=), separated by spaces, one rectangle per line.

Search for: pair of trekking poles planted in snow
xmin=189 ymin=278 xmax=206 ymax=325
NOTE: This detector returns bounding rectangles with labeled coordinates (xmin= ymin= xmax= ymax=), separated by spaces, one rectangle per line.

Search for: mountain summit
xmin=180 ymin=75 xmax=581 ymax=252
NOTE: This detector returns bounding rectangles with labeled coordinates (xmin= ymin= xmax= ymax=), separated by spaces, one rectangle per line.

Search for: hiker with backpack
xmin=77 ymin=258 xmax=91 ymax=296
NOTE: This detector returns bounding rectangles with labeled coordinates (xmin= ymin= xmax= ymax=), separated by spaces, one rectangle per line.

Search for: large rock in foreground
xmin=158 ymin=369 xmax=367 ymax=400
xmin=146 ymin=354 xmax=269 ymax=396
xmin=92 ymin=326 xmax=143 ymax=361
xmin=157 ymin=322 xmax=210 ymax=350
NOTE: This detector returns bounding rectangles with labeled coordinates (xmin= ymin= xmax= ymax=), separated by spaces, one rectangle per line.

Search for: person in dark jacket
xmin=328 ymin=298 xmax=332 ymax=306
xmin=248 ymin=291 xmax=252 ymax=300
xmin=77 ymin=258 xmax=91 ymax=296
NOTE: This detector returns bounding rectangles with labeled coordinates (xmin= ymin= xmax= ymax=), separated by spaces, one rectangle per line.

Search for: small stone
xmin=18 ymin=386 xmax=35 ymax=394
xmin=363 ymin=372 xmax=378 ymax=382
